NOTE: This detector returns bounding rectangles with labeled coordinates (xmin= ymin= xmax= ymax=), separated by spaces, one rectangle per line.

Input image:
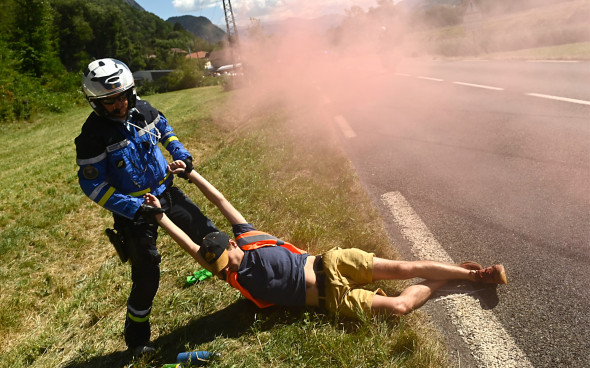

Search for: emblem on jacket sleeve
xmin=82 ymin=165 xmax=99 ymax=180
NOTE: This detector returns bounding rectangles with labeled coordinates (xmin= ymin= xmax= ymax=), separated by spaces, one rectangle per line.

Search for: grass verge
xmin=405 ymin=0 xmax=590 ymax=59
xmin=0 ymin=86 xmax=448 ymax=368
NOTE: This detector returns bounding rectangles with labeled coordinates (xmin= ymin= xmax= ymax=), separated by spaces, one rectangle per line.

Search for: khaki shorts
xmin=321 ymin=247 xmax=386 ymax=318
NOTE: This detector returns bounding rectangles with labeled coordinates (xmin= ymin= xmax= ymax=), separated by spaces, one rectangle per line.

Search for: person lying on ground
xmin=144 ymin=160 xmax=507 ymax=318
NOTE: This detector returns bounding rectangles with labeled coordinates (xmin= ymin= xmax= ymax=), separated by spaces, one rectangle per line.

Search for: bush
xmin=135 ymin=60 xmax=220 ymax=96
xmin=0 ymin=66 xmax=85 ymax=122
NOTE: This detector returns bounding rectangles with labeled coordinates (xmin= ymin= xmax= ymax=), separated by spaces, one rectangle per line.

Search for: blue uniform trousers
xmin=114 ymin=186 xmax=217 ymax=348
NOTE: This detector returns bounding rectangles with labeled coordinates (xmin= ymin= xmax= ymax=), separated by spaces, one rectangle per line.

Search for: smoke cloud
xmin=218 ymin=0 xmax=588 ymax=132
xmin=221 ymin=1 xmax=407 ymax=131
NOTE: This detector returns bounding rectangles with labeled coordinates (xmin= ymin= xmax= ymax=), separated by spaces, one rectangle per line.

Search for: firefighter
xmin=75 ymin=58 xmax=218 ymax=357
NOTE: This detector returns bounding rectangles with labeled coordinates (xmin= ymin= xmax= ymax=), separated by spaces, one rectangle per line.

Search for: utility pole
xmin=222 ymin=0 xmax=239 ymax=47
xmin=222 ymin=0 xmax=240 ymax=68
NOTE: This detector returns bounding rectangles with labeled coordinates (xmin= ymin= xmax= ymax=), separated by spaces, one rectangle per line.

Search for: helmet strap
xmin=88 ymin=98 xmax=109 ymax=117
xmin=127 ymin=88 xmax=137 ymax=109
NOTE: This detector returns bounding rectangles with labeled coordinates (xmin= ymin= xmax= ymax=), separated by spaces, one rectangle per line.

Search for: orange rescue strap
xmin=225 ymin=230 xmax=307 ymax=308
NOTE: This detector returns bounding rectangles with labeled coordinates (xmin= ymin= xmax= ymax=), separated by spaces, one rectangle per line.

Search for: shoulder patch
xmin=82 ymin=165 xmax=99 ymax=180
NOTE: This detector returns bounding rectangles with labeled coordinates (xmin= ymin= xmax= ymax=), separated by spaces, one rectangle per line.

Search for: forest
xmin=0 ymin=0 xmax=221 ymax=122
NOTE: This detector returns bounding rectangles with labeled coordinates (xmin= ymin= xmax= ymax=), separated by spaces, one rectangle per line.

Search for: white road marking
xmin=453 ymin=81 xmax=504 ymax=90
xmin=381 ymin=191 xmax=533 ymax=368
xmin=417 ymin=76 xmax=444 ymax=82
xmin=334 ymin=115 xmax=356 ymax=138
xmin=526 ymin=93 xmax=590 ymax=106
xmin=526 ymin=60 xmax=580 ymax=63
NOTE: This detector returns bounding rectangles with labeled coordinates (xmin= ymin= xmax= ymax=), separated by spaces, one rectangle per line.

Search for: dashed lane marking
xmin=381 ymin=191 xmax=533 ymax=368
xmin=334 ymin=115 xmax=357 ymax=138
xmin=453 ymin=81 xmax=504 ymax=90
xmin=526 ymin=92 xmax=590 ymax=106
xmin=395 ymin=73 xmax=589 ymax=106
xmin=417 ymin=76 xmax=444 ymax=82
xmin=526 ymin=60 xmax=580 ymax=63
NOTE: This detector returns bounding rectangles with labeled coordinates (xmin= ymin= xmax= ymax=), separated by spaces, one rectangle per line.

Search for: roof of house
xmin=186 ymin=51 xmax=208 ymax=59
xmin=170 ymin=48 xmax=188 ymax=54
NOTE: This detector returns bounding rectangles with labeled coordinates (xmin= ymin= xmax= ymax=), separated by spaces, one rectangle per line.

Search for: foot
xmin=471 ymin=264 xmax=508 ymax=285
xmin=131 ymin=344 xmax=155 ymax=358
xmin=458 ymin=261 xmax=483 ymax=271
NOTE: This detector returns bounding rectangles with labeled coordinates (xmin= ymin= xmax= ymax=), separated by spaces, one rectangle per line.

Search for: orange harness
xmin=225 ymin=230 xmax=306 ymax=308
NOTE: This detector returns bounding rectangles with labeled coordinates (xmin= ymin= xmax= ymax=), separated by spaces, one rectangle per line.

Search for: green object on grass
xmin=186 ymin=269 xmax=213 ymax=285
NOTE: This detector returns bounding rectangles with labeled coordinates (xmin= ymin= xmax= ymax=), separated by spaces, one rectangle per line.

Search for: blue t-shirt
xmin=232 ymin=223 xmax=309 ymax=307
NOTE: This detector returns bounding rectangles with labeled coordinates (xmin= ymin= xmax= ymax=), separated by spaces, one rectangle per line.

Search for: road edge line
xmin=381 ymin=191 xmax=533 ymax=368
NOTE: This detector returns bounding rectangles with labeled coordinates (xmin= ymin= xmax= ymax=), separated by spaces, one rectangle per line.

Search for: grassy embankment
xmin=0 ymin=86 xmax=449 ymax=367
xmin=407 ymin=0 xmax=590 ymax=59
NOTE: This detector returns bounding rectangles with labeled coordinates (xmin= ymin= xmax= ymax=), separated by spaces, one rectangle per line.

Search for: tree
xmin=12 ymin=0 xmax=58 ymax=77
xmin=51 ymin=0 xmax=94 ymax=70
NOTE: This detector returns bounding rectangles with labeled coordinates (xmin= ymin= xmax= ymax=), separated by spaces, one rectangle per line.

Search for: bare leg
xmin=370 ymin=279 xmax=447 ymax=316
xmin=372 ymin=257 xmax=473 ymax=282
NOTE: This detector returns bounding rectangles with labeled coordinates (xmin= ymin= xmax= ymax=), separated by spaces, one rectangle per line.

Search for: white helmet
xmin=82 ymin=58 xmax=137 ymax=116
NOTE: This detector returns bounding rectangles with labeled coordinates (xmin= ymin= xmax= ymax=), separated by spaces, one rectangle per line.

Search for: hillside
xmin=404 ymin=0 xmax=590 ymax=57
xmin=0 ymin=86 xmax=447 ymax=368
xmin=400 ymin=0 xmax=572 ymax=13
xmin=167 ymin=15 xmax=226 ymax=44
xmin=123 ymin=0 xmax=144 ymax=11
xmin=46 ymin=0 xmax=204 ymax=71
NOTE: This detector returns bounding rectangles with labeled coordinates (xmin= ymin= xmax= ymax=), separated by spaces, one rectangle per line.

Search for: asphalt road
xmin=319 ymin=59 xmax=590 ymax=367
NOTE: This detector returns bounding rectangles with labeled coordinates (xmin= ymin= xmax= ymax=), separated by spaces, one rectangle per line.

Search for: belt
xmin=313 ymin=255 xmax=326 ymax=310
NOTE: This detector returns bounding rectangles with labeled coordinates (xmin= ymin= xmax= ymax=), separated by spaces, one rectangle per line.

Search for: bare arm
xmin=157 ymin=213 xmax=209 ymax=266
xmin=145 ymin=193 xmax=209 ymax=267
xmin=187 ymin=170 xmax=247 ymax=225
xmin=168 ymin=159 xmax=247 ymax=225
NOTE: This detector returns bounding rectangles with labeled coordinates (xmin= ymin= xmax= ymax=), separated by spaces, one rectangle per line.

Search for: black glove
xmin=135 ymin=203 xmax=166 ymax=223
xmin=177 ymin=157 xmax=193 ymax=180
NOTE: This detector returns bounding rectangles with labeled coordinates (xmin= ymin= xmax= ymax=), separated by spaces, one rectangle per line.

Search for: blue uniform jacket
xmin=75 ymin=99 xmax=191 ymax=219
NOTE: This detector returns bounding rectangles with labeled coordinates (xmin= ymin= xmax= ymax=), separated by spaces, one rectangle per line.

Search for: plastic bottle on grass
xmin=176 ymin=350 xmax=219 ymax=366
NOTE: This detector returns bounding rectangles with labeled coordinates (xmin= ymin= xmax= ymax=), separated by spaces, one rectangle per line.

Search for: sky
xmin=134 ymin=0 xmax=381 ymax=28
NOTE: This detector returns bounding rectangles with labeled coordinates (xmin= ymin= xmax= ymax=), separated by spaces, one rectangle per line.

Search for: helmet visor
xmin=101 ymin=92 xmax=128 ymax=105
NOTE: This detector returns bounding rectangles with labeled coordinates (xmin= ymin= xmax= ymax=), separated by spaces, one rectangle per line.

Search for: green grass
xmin=405 ymin=0 xmax=590 ymax=59
xmin=0 ymin=86 xmax=448 ymax=368
xmin=484 ymin=41 xmax=590 ymax=60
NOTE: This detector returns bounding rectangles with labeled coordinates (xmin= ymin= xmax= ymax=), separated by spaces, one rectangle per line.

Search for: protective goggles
xmin=101 ymin=92 xmax=128 ymax=105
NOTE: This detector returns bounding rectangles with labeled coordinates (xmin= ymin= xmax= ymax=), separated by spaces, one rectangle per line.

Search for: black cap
xmin=198 ymin=232 xmax=230 ymax=274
